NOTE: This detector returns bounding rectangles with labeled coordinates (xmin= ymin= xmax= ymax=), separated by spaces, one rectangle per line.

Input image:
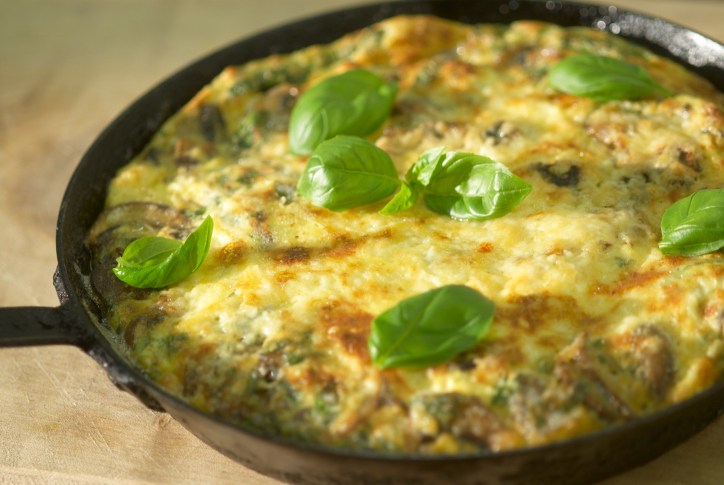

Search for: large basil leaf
xmin=413 ymin=150 xmax=531 ymax=221
xmin=368 ymin=285 xmax=495 ymax=369
xmin=289 ymin=69 xmax=397 ymax=155
xmin=113 ymin=215 xmax=214 ymax=289
xmin=297 ymin=135 xmax=400 ymax=211
xmin=659 ymin=188 xmax=724 ymax=256
xmin=549 ymin=53 xmax=672 ymax=102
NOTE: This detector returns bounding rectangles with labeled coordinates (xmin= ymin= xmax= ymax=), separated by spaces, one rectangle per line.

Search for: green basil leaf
xmin=119 ymin=237 xmax=182 ymax=266
xmin=659 ymin=188 xmax=724 ymax=256
xmin=411 ymin=150 xmax=531 ymax=221
xmin=297 ymin=135 xmax=400 ymax=211
xmin=368 ymin=285 xmax=495 ymax=369
xmin=549 ymin=53 xmax=672 ymax=102
xmin=113 ymin=215 xmax=214 ymax=289
xmin=289 ymin=69 xmax=398 ymax=155
xmin=380 ymin=181 xmax=418 ymax=215
xmin=406 ymin=146 xmax=446 ymax=187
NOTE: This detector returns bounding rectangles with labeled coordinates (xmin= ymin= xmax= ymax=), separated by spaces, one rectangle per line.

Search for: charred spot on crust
xmin=321 ymin=235 xmax=359 ymax=259
xmin=216 ymin=241 xmax=249 ymax=264
xmin=601 ymin=269 xmax=667 ymax=296
xmin=320 ymin=300 xmax=374 ymax=361
xmin=496 ymin=294 xmax=597 ymax=333
xmin=477 ymin=242 xmax=494 ymax=253
xmin=276 ymin=246 xmax=310 ymax=264
xmin=532 ymin=162 xmax=580 ymax=187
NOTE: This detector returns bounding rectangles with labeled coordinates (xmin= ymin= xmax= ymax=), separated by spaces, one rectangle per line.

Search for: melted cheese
xmin=90 ymin=15 xmax=724 ymax=453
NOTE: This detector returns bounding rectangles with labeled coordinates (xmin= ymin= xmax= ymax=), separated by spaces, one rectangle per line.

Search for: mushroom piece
xmin=532 ymin=161 xmax=581 ymax=187
xmin=413 ymin=392 xmax=505 ymax=449
xmin=628 ymin=324 xmax=675 ymax=398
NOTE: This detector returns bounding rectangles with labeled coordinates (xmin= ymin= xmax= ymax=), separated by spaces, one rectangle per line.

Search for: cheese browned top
xmin=87 ymin=15 xmax=724 ymax=453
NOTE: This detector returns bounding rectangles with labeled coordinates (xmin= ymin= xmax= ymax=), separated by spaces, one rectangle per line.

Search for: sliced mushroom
xmin=553 ymin=334 xmax=633 ymax=421
xmin=628 ymin=324 xmax=675 ymax=398
xmin=532 ymin=161 xmax=581 ymax=187
xmin=198 ymin=103 xmax=227 ymax=142
xmin=413 ymin=393 xmax=505 ymax=448
xmin=88 ymin=202 xmax=193 ymax=243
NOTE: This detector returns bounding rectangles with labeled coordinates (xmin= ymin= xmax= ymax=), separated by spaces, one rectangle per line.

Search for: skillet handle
xmin=0 ymin=305 xmax=164 ymax=410
xmin=0 ymin=306 xmax=86 ymax=347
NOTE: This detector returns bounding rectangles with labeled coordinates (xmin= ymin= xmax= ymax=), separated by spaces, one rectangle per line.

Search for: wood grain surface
xmin=1 ymin=1 xmax=722 ymax=484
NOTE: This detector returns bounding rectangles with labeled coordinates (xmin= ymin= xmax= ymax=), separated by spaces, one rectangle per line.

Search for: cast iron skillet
xmin=1 ymin=1 xmax=723 ymax=484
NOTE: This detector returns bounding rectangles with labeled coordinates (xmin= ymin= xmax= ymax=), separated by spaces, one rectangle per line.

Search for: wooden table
xmin=1 ymin=1 xmax=722 ymax=483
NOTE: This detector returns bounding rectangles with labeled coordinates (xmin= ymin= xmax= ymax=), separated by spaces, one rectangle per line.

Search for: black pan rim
xmin=55 ymin=0 xmax=724 ymax=468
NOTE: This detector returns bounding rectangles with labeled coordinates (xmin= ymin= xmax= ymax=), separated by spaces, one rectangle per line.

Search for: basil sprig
xmin=113 ymin=215 xmax=214 ymax=289
xmin=384 ymin=147 xmax=532 ymax=221
xmin=299 ymin=141 xmax=531 ymax=219
xmin=289 ymin=69 xmax=397 ymax=155
xmin=549 ymin=53 xmax=672 ymax=102
xmin=659 ymin=188 xmax=724 ymax=256
xmin=297 ymin=135 xmax=400 ymax=211
xmin=368 ymin=285 xmax=495 ymax=369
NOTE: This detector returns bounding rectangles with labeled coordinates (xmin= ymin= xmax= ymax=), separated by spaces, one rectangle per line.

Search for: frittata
xmin=87 ymin=15 xmax=724 ymax=454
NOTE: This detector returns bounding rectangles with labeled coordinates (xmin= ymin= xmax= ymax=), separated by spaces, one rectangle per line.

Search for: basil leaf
xmin=379 ymin=147 xmax=444 ymax=216
xmin=113 ymin=215 xmax=214 ymax=288
xmin=406 ymin=146 xmax=446 ymax=187
xmin=289 ymin=69 xmax=398 ymax=155
xmin=120 ymin=237 xmax=182 ymax=266
xmin=297 ymin=135 xmax=400 ymax=211
xmin=549 ymin=53 xmax=672 ymax=102
xmin=659 ymin=188 xmax=724 ymax=256
xmin=410 ymin=150 xmax=531 ymax=221
xmin=380 ymin=181 xmax=418 ymax=215
xmin=368 ymin=285 xmax=495 ymax=369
